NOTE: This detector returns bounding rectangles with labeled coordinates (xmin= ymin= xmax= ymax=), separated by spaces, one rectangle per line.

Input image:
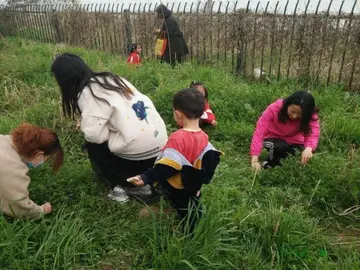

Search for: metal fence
xmin=0 ymin=1 xmax=360 ymax=91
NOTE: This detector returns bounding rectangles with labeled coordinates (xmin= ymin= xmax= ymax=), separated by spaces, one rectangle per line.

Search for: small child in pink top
xmin=250 ymin=91 xmax=320 ymax=170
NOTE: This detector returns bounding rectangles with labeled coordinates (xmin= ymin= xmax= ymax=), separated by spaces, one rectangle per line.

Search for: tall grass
xmin=0 ymin=37 xmax=360 ymax=269
xmin=0 ymin=208 xmax=94 ymax=269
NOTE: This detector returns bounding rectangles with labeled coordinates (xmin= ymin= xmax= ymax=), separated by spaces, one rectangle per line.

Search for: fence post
xmin=51 ymin=7 xmax=61 ymax=43
xmin=124 ymin=8 xmax=132 ymax=55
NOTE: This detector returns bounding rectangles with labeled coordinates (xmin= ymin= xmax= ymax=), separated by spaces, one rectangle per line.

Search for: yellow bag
xmin=155 ymin=32 xmax=167 ymax=56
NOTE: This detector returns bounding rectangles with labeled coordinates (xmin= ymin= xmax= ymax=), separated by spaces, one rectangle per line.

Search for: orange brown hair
xmin=11 ymin=123 xmax=64 ymax=173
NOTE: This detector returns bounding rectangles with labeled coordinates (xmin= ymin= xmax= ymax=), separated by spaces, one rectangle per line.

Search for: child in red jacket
xmin=127 ymin=43 xmax=142 ymax=66
xmin=190 ymin=81 xmax=217 ymax=127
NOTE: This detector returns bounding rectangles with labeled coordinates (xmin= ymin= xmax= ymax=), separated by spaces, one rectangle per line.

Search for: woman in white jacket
xmin=51 ymin=53 xmax=168 ymax=203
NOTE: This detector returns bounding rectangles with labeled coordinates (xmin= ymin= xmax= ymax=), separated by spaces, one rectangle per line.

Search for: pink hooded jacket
xmin=250 ymin=99 xmax=320 ymax=156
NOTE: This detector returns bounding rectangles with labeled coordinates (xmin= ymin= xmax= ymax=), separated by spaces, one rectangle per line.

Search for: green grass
xmin=1 ymin=37 xmax=360 ymax=269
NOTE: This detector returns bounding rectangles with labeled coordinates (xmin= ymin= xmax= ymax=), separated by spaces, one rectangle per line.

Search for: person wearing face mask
xmin=250 ymin=91 xmax=320 ymax=171
xmin=0 ymin=123 xmax=64 ymax=218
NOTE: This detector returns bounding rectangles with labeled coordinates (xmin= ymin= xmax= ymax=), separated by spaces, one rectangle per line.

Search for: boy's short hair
xmin=173 ymin=88 xmax=205 ymax=119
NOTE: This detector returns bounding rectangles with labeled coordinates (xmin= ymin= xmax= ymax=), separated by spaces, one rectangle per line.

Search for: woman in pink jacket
xmin=250 ymin=91 xmax=320 ymax=171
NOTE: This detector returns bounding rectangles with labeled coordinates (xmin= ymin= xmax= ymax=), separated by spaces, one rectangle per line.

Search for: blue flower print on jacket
xmin=132 ymin=101 xmax=149 ymax=123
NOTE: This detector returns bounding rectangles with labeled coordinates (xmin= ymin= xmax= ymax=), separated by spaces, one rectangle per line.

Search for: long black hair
xmin=278 ymin=91 xmax=319 ymax=134
xmin=155 ymin=4 xmax=172 ymax=19
xmin=190 ymin=81 xmax=209 ymax=99
xmin=51 ymin=53 xmax=133 ymax=119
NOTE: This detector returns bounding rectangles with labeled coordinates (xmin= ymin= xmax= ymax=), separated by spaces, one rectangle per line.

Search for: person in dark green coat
xmin=155 ymin=5 xmax=189 ymax=66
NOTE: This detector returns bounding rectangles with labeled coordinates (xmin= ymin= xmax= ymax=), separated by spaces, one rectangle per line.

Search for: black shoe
xmin=261 ymin=161 xmax=272 ymax=169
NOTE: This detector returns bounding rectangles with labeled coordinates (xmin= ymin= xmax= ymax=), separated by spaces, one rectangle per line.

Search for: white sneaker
xmin=108 ymin=187 xmax=129 ymax=204
xmin=123 ymin=185 xmax=152 ymax=197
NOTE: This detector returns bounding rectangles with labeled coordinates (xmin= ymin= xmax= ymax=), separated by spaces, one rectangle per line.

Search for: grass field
xmin=1 ymin=37 xmax=360 ymax=270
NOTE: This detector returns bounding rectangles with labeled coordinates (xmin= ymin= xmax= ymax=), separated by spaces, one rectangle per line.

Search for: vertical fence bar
xmin=268 ymin=1 xmax=279 ymax=77
xmin=89 ymin=3 xmax=95 ymax=49
xmin=316 ymin=0 xmax=333 ymax=82
xmin=45 ymin=4 xmax=53 ymax=42
xmin=12 ymin=5 xmax=20 ymax=36
xmin=97 ymin=4 xmax=103 ymax=50
xmin=189 ymin=2 xmax=194 ymax=61
xmin=196 ymin=2 xmax=201 ymax=61
xmin=94 ymin=4 xmax=100 ymax=49
xmin=251 ymin=2 xmax=260 ymax=79
xmin=224 ymin=2 xmax=230 ymax=66
xmin=142 ymin=3 xmax=148 ymax=57
xmin=29 ymin=5 xmax=37 ymax=40
xmin=338 ymin=1 xmax=357 ymax=83
xmin=121 ymin=3 xmax=126 ymax=54
xmin=40 ymin=4 xmax=48 ymax=42
xmin=201 ymin=2 xmax=207 ymax=62
xmin=37 ymin=4 xmax=46 ymax=42
xmin=74 ymin=4 xmax=82 ymax=45
xmin=260 ymin=1 xmax=270 ymax=80
xmin=82 ymin=4 xmax=88 ymax=46
xmin=286 ymin=0 xmax=300 ymax=78
xmin=182 ymin=2 xmax=188 ymax=61
xmin=110 ymin=3 xmax=116 ymax=52
xmin=25 ymin=5 xmax=33 ymax=39
xmin=121 ymin=3 xmax=127 ymax=55
xmin=347 ymin=1 xmax=358 ymax=90
xmin=138 ymin=3 xmax=142 ymax=50
xmin=102 ymin=4 xmax=107 ymax=50
xmin=106 ymin=3 xmax=111 ymax=51
xmin=115 ymin=3 xmax=121 ymax=53
xmin=33 ymin=4 xmax=41 ymax=41
xmin=103 ymin=4 xmax=109 ymax=51
xmin=277 ymin=0 xmax=289 ymax=80
xmin=231 ymin=1 xmax=238 ymax=71
xmin=296 ymin=0 xmax=310 ymax=77
xmin=17 ymin=5 xmax=24 ymax=37
xmin=133 ymin=3 xmax=138 ymax=47
xmin=41 ymin=4 xmax=49 ymax=43
xmin=209 ymin=1 xmax=215 ymax=58
xmin=31 ymin=5 xmax=39 ymax=41
xmin=15 ymin=5 xmax=23 ymax=38
xmin=241 ymin=1 xmax=251 ymax=77
xmin=18 ymin=4 xmax=27 ymax=38
xmin=7 ymin=5 xmax=14 ymax=36
xmin=101 ymin=4 xmax=106 ymax=50
xmin=111 ymin=3 xmax=119 ymax=52
xmin=60 ymin=4 xmax=67 ymax=43
xmin=326 ymin=1 xmax=345 ymax=86
xmin=51 ymin=4 xmax=60 ymax=43
xmin=306 ymin=0 xmax=321 ymax=77
xmin=149 ymin=3 xmax=154 ymax=58
xmin=124 ymin=5 xmax=132 ymax=55
xmin=217 ymin=2 xmax=222 ymax=61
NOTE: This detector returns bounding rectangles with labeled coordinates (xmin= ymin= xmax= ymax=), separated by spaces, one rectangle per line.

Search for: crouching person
xmin=128 ymin=88 xmax=222 ymax=233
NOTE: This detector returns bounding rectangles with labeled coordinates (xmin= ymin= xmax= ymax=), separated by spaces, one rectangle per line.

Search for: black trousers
xmin=85 ymin=141 xmax=157 ymax=189
xmin=161 ymin=51 xmax=184 ymax=67
xmin=160 ymin=181 xmax=202 ymax=233
xmin=263 ymin=138 xmax=304 ymax=167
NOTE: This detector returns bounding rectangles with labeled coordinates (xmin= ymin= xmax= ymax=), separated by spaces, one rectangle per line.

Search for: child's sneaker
xmin=123 ymin=185 xmax=152 ymax=197
xmin=108 ymin=187 xmax=129 ymax=204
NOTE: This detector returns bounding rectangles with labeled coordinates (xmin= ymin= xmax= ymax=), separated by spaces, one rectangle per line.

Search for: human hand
xmin=154 ymin=28 xmax=161 ymax=34
xmin=212 ymin=120 xmax=217 ymax=126
xmin=127 ymin=176 xmax=145 ymax=186
xmin=251 ymin=161 xmax=262 ymax=172
xmin=41 ymin=202 xmax=52 ymax=214
xmin=301 ymin=147 xmax=313 ymax=165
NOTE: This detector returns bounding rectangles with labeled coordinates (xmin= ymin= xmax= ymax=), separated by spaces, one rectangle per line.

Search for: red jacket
xmin=200 ymin=100 xmax=216 ymax=124
xmin=127 ymin=52 xmax=141 ymax=65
